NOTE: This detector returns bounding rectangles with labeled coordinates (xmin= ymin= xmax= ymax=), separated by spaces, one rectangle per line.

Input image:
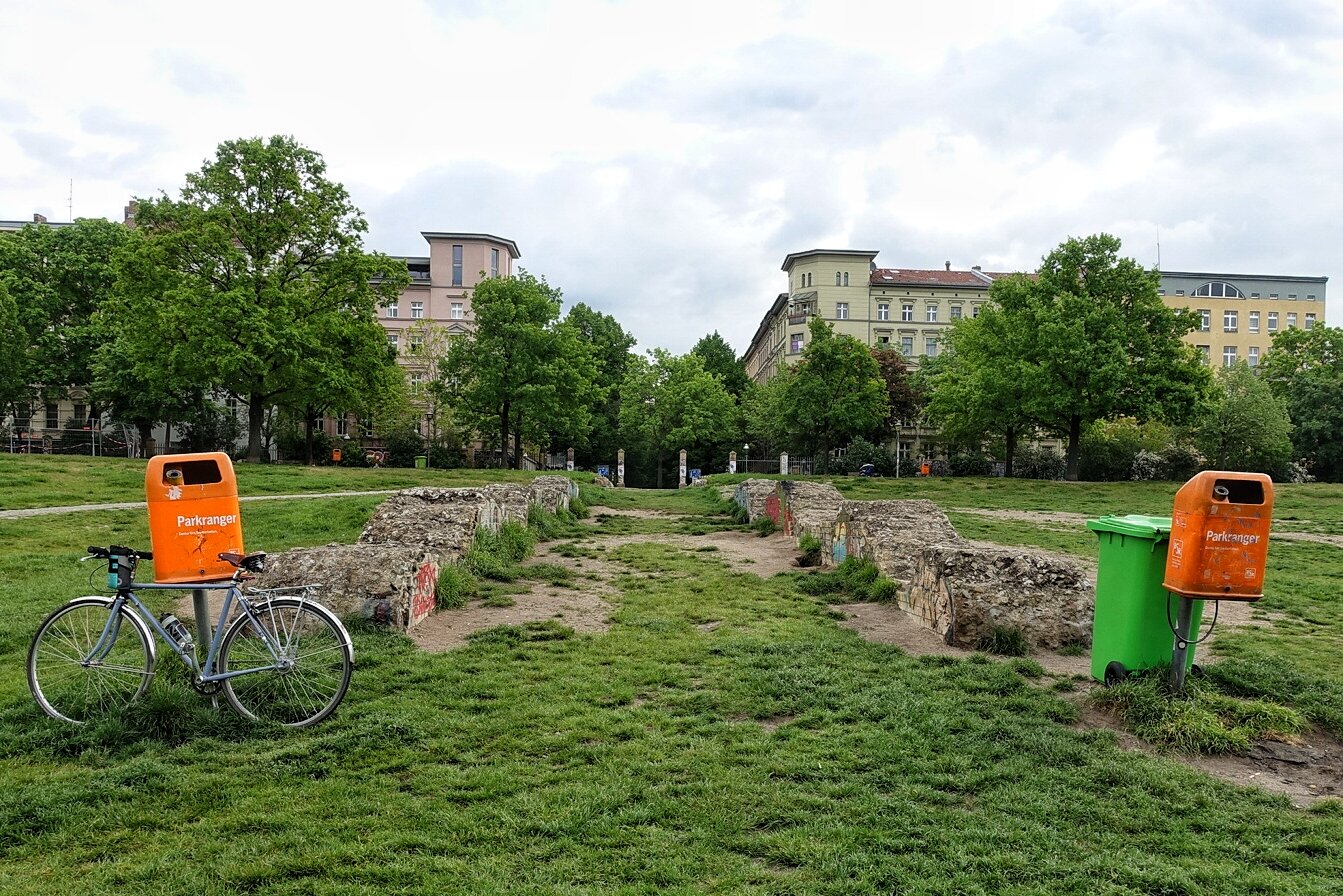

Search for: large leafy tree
xmin=1193 ymin=361 xmax=1292 ymax=478
xmin=1260 ymin=325 xmax=1343 ymax=481
xmin=994 ymin=234 xmax=1211 ymax=480
xmin=563 ymin=302 xmax=635 ymax=468
xmin=921 ymin=301 xmax=1040 ymax=476
xmin=777 ymin=317 xmax=888 ymax=467
xmin=870 ymin=347 xmax=923 ymax=437
xmin=690 ymin=331 xmax=750 ymax=399
xmin=116 ymin=135 xmax=409 ymax=461
xmin=0 ymin=283 xmax=26 ymax=414
xmin=618 ymin=349 xmax=736 ymax=487
xmin=440 ymin=271 xmax=598 ymax=468
xmin=0 ymin=218 xmax=128 ymax=413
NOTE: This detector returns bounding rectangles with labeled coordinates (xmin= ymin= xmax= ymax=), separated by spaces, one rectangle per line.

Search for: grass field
xmin=1 ymin=457 xmax=1340 ymax=894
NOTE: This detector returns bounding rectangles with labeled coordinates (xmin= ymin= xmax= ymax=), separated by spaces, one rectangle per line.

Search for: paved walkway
xmin=0 ymin=490 xmax=400 ymax=520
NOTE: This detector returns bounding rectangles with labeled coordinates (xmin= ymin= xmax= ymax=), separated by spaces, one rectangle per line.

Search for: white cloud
xmin=2 ymin=0 xmax=1340 ymax=350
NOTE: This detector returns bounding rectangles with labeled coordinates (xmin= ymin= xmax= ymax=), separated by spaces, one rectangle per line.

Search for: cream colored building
xmin=1159 ymin=271 xmax=1328 ymax=369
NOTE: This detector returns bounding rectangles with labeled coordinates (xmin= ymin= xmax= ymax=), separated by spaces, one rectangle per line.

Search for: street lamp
xmin=743 ymin=443 xmax=749 ymax=474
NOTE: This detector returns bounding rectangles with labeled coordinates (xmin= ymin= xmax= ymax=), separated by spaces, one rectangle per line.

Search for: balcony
xmin=788 ymin=310 xmax=811 ymax=325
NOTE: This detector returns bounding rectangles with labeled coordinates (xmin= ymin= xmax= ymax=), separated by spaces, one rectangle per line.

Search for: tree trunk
xmin=136 ymin=421 xmax=152 ymax=458
xmin=1065 ymin=415 xmax=1082 ymax=481
xmin=514 ymin=407 xmax=524 ymax=470
xmin=303 ymin=406 xmax=315 ymax=466
xmin=499 ymin=399 xmax=511 ymax=469
xmin=1004 ymin=427 xmax=1017 ymax=478
xmin=247 ymin=393 xmax=265 ymax=463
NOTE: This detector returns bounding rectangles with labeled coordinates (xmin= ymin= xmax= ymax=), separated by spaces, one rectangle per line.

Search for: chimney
xmin=33 ymin=213 xmax=46 ymax=224
xmin=944 ymin=261 xmax=950 ymax=271
xmin=123 ymin=200 xmax=138 ymax=229
xmin=972 ymin=265 xmax=982 ymax=271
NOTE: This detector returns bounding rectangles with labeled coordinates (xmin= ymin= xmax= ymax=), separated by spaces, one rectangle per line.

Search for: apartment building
xmin=743 ymin=249 xmax=1328 ymax=383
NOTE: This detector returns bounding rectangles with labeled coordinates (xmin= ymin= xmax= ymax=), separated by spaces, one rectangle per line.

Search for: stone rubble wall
xmin=827 ymin=499 xmax=964 ymax=582
xmin=357 ymin=485 xmax=530 ymax=563
xmin=251 ymin=543 xmax=441 ymax=631
xmin=772 ymin=480 xmax=845 ymax=543
xmin=732 ymin=479 xmax=780 ymax=522
xmin=900 ymin=543 xmax=1095 ymax=650
xmin=528 ymin=475 xmax=577 ymax=514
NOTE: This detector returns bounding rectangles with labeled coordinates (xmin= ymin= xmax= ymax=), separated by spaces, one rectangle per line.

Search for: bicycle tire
xmin=28 ymin=597 xmax=156 ymax=724
xmin=218 ymin=597 xmax=353 ymax=727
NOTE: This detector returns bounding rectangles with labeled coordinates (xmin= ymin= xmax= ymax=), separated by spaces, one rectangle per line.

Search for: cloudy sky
xmin=3 ymin=0 xmax=1340 ymax=354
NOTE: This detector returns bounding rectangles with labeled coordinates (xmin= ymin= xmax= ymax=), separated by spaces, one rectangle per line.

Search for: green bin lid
xmin=1085 ymin=514 xmax=1172 ymax=538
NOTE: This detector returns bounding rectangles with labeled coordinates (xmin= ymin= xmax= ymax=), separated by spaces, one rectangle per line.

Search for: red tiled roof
xmin=868 ymin=268 xmax=1028 ymax=287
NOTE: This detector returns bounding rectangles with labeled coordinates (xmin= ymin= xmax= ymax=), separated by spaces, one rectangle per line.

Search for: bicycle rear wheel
xmin=218 ymin=597 xmax=353 ymax=727
xmin=28 ymin=598 xmax=155 ymax=724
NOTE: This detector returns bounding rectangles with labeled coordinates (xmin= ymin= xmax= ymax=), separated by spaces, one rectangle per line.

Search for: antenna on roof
xmin=68 ymin=179 xmax=73 ymax=220
xmin=1156 ymin=226 xmax=1161 ymax=270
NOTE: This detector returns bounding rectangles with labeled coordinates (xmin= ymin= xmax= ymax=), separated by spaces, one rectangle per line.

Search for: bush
xmin=1012 ymin=445 xmax=1065 ymax=480
xmin=897 ymin=458 xmax=921 ymax=478
xmin=753 ymin=516 xmax=777 ymax=537
xmin=949 ymin=452 xmax=993 ymax=477
xmin=797 ymin=533 xmax=823 ymax=567
xmin=426 ymin=441 xmax=465 ymax=469
xmin=383 ymin=427 xmax=426 ymax=468
xmin=337 ymin=446 xmax=373 ymax=467
xmin=436 ymin=565 xmax=477 ymax=609
xmin=844 ymin=437 xmax=896 ymax=475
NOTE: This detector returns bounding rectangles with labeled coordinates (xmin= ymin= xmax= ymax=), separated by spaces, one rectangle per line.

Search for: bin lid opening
xmin=164 ymin=460 xmax=223 ymax=486
xmin=1215 ymin=478 xmax=1264 ymax=505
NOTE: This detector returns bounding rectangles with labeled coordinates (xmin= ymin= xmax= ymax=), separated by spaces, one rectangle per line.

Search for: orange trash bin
xmin=1163 ymin=471 xmax=1273 ymax=601
xmin=145 ymin=452 xmax=246 ymax=583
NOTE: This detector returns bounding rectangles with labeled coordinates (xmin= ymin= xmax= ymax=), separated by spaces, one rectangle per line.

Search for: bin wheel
xmin=1190 ymin=663 xmax=1205 ymax=679
xmin=1104 ymin=661 xmax=1129 ymax=687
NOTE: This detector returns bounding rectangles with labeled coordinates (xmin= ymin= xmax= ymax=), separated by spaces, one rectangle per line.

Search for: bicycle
xmin=27 ymin=545 xmax=354 ymax=728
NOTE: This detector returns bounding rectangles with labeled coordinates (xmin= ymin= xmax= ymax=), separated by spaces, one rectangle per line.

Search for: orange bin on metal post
xmin=145 ymin=451 xmax=246 ymax=584
xmin=1162 ymin=471 xmax=1273 ymax=691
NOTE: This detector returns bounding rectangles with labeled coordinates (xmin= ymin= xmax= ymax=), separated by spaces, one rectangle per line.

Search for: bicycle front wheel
xmin=218 ymin=597 xmax=353 ymax=727
xmin=28 ymin=598 xmax=156 ymax=724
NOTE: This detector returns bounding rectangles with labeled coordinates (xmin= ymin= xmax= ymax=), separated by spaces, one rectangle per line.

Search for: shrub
xmin=974 ymin=625 xmax=1031 ymax=656
xmin=1130 ymin=449 xmax=1166 ymax=482
xmin=866 ymin=578 xmax=900 ymax=602
xmin=897 ymin=458 xmax=921 ymax=478
xmin=383 ymin=427 xmax=427 ymax=468
xmin=949 ymin=452 xmax=993 ymax=477
xmin=1012 ymin=445 xmax=1065 ymax=480
xmin=436 ymin=565 xmax=477 ymax=609
xmin=426 ymin=442 xmax=465 ymax=468
xmin=797 ymin=533 xmax=823 ymax=567
xmin=753 ymin=516 xmax=777 ymax=537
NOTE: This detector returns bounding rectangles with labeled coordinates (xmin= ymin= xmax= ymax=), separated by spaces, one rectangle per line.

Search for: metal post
xmin=1167 ymin=595 xmax=1195 ymax=694
xmin=191 ymin=588 xmax=220 ymax=709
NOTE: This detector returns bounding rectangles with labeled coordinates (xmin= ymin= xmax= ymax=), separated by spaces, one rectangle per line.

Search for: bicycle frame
xmin=88 ymin=579 xmax=309 ymax=684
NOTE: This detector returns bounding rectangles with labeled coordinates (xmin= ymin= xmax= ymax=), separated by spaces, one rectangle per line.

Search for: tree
xmin=921 ymin=302 xmax=1039 ymax=476
xmin=1260 ymin=325 xmax=1343 ymax=481
xmin=0 ymin=218 xmax=128 ymax=413
xmin=0 ymin=283 xmax=26 ymax=415
xmin=117 ymin=135 xmax=409 ymax=461
xmin=1193 ymin=362 xmax=1292 ymax=478
xmin=777 ymin=317 xmax=888 ymax=467
xmin=690 ymin=331 xmax=750 ymax=399
xmin=870 ymin=347 xmax=923 ymax=437
xmin=440 ymin=271 xmax=598 ymax=469
xmin=618 ymin=350 xmax=737 ymax=486
xmin=993 ymin=234 xmax=1211 ymax=480
xmin=563 ymin=302 xmax=635 ymax=468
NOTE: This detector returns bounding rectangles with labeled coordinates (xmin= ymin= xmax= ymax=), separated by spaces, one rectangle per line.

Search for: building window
xmin=926 ymin=305 xmax=938 ymax=323
xmin=1306 ymin=313 xmax=1316 ymax=330
xmin=924 ymin=337 xmax=939 ymax=358
xmin=1268 ymin=312 xmax=1278 ymax=332
xmin=876 ymin=335 xmax=890 ymax=346
xmin=843 ymin=271 xmax=849 ymax=286
xmin=45 ymin=403 xmax=58 ymax=429
xmin=1287 ymin=312 xmax=1297 ymax=328
xmin=452 ymin=245 xmax=463 ymax=287
xmin=901 ymin=303 xmax=914 ymax=322
xmin=1248 ymin=311 xmax=1259 ymax=333
xmin=490 ymin=248 xmax=500 ymax=278
xmin=1270 ymin=293 xmax=1279 ymax=298
xmin=1289 ymin=294 xmax=1297 ymax=299
xmin=836 ymin=303 xmax=849 ymax=320
xmin=900 ymin=336 xmax=914 ymax=356
xmin=790 ymin=333 xmax=804 ymax=354
xmin=410 ymin=301 xmax=423 ymax=319
xmin=451 ymin=302 xmax=464 ymax=319
xmin=410 ymin=372 xmax=423 ymax=394
xmin=73 ymin=403 xmax=87 ymax=427
xmin=1248 ymin=346 xmax=1260 ymax=367
xmin=950 ymin=305 xmax=963 ymax=321
xmin=1198 ymin=309 xmax=1210 ymax=332
xmin=835 ymin=272 xmax=842 ymax=286
xmin=1223 ymin=346 xmax=1237 ymax=367
xmin=1307 ymin=294 xmax=1317 ymax=300
xmin=386 ymin=301 xmax=399 ymax=319
xmin=409 ymin=331 xmax=423 ymax=352
xmin=1223 ymin=310 xmax=1237 ymax=333
xmin=972 ymin=305 xmax=982 ymax=318
xmin=1195 ymin=281 xmax=1243 ymax=298
xmin=337 ymin=414 xmax=348 ymax=437
xmin=1196 ymin=345 xmax=1210 ymax=363
xmin=877 ymin=303 xmax=890 ymax=321
xmin=387 ymin=332 xmax=399 ymax=353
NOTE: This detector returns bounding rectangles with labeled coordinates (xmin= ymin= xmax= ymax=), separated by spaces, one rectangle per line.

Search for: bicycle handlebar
xmin=86 ymin=545 xmax=154 ymax=561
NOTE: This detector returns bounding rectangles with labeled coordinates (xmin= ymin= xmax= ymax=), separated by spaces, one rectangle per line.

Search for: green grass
xmin=1 ymin=464 xmax=1342 ymax=892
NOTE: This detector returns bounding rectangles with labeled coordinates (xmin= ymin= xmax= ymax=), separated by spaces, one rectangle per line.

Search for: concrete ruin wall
xmin=901 ymin=543 xmax=1095 ymax=650
xmin=732 ymin=479 xmax=780 ymax=522
xmin=769 ymin=480 xmax=845 ymax=542
xmin=252 ymin=543 xmax=441 ymax=631
xmin=358 ymin=485 xmax=530 ymax=563
xmin=827 ymin=499 xmax=963 ymax=582
xmin=528 ymin=475 xmax=577 ymax=514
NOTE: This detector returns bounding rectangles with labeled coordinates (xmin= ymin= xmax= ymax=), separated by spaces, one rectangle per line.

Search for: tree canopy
xmin=690 ymin=331 xmax=750 ymax=399
xmin=440 ymin=271 xmax=598 ymax=468
xmin=1260 ymin=325 xmax=1343 ymax=481
xmin=1193 ymin=361 xmax=1292 ymax=478
xmin=988 ymin=234 xmax=1211 ymax=479
xmin=563 ymin=302 xmax=636 ymax=468
xmin=116 ymin=135 xmax=408 ymax=461
xmin=617 ymin=349 xmax=736 ymax=486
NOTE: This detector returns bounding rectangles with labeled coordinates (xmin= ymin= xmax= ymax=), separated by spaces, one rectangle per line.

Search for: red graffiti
xmin=411 ymin=562 xmax=437 ymax=624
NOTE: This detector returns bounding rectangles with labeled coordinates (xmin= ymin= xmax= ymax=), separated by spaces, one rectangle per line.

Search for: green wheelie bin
xmin=1087 ymin=514 xmax=1205 ymax=684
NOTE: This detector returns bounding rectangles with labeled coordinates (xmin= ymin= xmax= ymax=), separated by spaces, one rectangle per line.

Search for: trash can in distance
xmin=146 ymin=451 xmax=245 ymax=583
xmin=1087 ymin=514 xmax=1204 ymax=684
xmin=415 ymin=455 xmax=427 ymax=469
xmin=1164 ymin=471 xmax=1273 ymax=602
